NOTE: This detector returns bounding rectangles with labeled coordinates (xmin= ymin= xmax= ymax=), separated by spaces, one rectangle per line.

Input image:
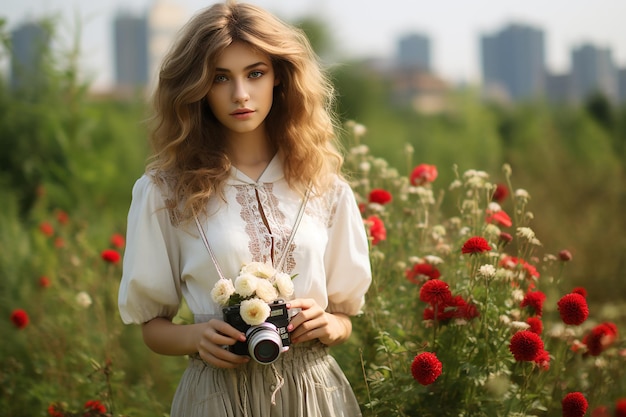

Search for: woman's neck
xmin=226 ymin=133 xmax=277 ymax=181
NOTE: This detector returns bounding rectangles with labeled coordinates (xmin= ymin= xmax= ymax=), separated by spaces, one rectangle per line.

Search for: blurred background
xmin=1 ymin=1 xmax=626 ymax=414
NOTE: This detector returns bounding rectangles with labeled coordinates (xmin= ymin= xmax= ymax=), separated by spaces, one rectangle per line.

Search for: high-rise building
xmin=113 ymin=12 xmax=149 ymax=88
xmin=618 ymin=68 xmax=626 ymax=104
xmin=147 ymin=0 xmax=187 ymax=90
xmin=480 ymin=23 xmax=545 ymax=101
xmin=571 ymin=44 xmax=618 ymax=103
xmin=397 ymin=33 xmax=431 ymax=71
xmin=10 ymin=21 xmax=50 ymax=89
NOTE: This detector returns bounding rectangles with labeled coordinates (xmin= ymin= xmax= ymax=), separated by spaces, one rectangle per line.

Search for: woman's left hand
xmin=286 ymin=298 xmax=352 ymax=346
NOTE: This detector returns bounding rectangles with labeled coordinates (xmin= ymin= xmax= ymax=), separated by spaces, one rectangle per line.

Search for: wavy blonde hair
xmin=147 ymin=0 xmax=343 ymax=222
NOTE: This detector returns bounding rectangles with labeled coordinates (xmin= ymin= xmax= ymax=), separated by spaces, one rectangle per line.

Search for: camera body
xmin=223 ymin=299 xmax=291 ymax=364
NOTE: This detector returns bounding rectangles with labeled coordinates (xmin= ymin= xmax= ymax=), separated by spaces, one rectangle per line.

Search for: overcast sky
xmin=2 ymin=0 xmax=626 ymax=89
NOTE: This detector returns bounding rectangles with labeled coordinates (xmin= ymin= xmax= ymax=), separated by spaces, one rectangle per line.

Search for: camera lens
xmin=246 ymin=322 xmax=283 ymax=364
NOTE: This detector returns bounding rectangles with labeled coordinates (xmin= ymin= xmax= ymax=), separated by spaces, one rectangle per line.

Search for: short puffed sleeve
xmin=324 ymin=180 xmax=372 ymax=315
xmin=118 ymin=175 xmax=182 ymax=324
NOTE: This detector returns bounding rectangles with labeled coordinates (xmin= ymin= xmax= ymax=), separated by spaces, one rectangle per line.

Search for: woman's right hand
xmin=141 ymin=317 xmax=250 ymax=369
xmin=196 ymin=319 xmax=250 ymax=368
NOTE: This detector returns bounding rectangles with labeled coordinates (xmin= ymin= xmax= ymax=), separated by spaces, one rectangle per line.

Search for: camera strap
xmin=194 ymin=186 xmax=311 ymax=280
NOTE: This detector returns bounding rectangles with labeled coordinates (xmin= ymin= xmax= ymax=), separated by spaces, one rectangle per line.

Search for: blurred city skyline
xmin=2 ymin=0 xmax=626 ymax=90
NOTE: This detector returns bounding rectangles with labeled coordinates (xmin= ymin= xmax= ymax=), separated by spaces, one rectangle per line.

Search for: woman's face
xmin=206 ymin=41 xmax=278 ymax=138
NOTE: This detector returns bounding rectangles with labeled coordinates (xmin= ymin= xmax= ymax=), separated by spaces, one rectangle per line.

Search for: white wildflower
xmin=368 ymin=202 xmax=384 ymax=213
xmin=479 ymin=264 xmax=496 ymax=278
xmin=240 ymin=298 xmax=271 ymax=325
xmin=234 ymin=273 xmax=259 ymax=298
xmin=424 ymin=255 xmax=444 ymax=265
xmin=211 ymin=278 xmax=236 ymax=306
xmin=404 ymin=144 xmax=414 ymax=154
xmin=448 ymin=179 xmax=462 ymax=190
xmin=499 ymin=314 xmax=512 ymax=325
xmin=373 ymin=158 xmax=388 ymax=170
xmin=510 ymin=321 xmax=531 ymax=332
xmin=431 ymin=225 xmax=447 ymax=239
xmin=511 ymin=289 xmax=525 ymax=303
xmin=487 ymin=202 xmax=502 ymax=212
xmin=349 ymin=144 xmax=369 ymax=155
xmin=76 ymin=291 xmax=92 ymax=308
xmin=352 ymin=123 xmax=367 ymax=137
xmin=408 ymin=256 xmax=422 ymax=264
xmin=359 ymin=161 xmax=371 ymax=172
xmin=516 ymin=227 xmax=536 ymax=241
xmin=515 ymin=188 xmax=530 ymax=201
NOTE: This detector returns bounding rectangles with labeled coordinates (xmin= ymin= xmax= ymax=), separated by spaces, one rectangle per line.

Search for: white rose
xmin=211 ymin=278 xmax=235 ymax=306
xmin=241 ymin=262 xmax=275 ymax=279
xmin=255 ymin=279 xmax=278 ymax=302
xmin=240 ymin=298 xmax=270 ymax=325
xmin=274 ymin=272 xmax=294 ymax=298
xmin=234 ymin=273 xmax=258 ymax=297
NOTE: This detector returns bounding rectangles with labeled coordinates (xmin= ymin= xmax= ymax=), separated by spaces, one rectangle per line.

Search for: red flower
xmin=110 ymin=233 xmax=126 ymax=249
xmin=368 ymin=189 xmax=392 ymax=205
xmin=583 ymin=322 xmax=618 ymax=356
xmin=559 ymin=249 xmax=573 ymax=261
xmin=500 ymin=256 xmax=540 ymax=279
xmin=410 ymin=352 xmax=442 ymax=385
xmin=10 ymin=309 xmax=29 ymax=329
xmin=39 ymin=276 xmax=51 ymax=288
xmin=56 ymin=210 xmax=69 ymax=225
xmin=48 ymin=402 xmax=65 ymax=417
xmin=420 ymin=279 xmax=452 ymax=306
xmin=534 ymin=349 xmax=551 ymax=370
xmin=101 ymin=249 xmax=121 ymax=264
xmin=499 ymin=232 xmax=513 ymax=244
xmin=485 ymin=209 xmax=512 ymax=227
xmin=84 ymin=399 xmax=107 ymax=415
xmin=526 ymin=316 xmax=543 ymax=334
xmin=562 ymin=392 xmax=588 ymax=417
xmin=423 ymin=295 xmax=479 ymax=322
xmin=521 ymin=290 xmax=547 ymax=316
xmin=591 ymin=405 xmax=610 ymax=417
xmin=509 ymin=330 xmax=544 ymax=361
xmin=615 ymin=398 xmax=626 ymax=417
xmin=557 ymin=293 xmax=589 ymax=325
xmin=54 ymin=237 xmax=65 ymax=248
xmin=492 ymin=183 xmax=509 ymax=202
xmin=410 ymin=163 xmax=438 ymax=186
xmin=39 ymin=221 xmax=54 ymax=237
xmin=405 ymin=262 xmax=441 ymax=284
xmin=461 ymin=236 xmax=491 ymax=254
xmin=365 ymin=215 xmax=386 ymax=245
xmin=572 ymin=287 xmax=587 ymax=298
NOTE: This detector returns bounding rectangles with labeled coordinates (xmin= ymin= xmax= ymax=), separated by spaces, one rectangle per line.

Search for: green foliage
xmin=334 ymin=124 xmax=626 ymax=416
xmin=2 ymin=15 xmax=626 ymax=417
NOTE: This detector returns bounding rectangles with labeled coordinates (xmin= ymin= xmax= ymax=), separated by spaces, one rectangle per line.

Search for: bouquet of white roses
xmin=210 ymin=262 xmax=295 ymax=326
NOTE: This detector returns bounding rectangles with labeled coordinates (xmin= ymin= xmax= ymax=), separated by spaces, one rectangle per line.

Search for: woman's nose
xmin=232 ymin=79 xmax=250 ymax=104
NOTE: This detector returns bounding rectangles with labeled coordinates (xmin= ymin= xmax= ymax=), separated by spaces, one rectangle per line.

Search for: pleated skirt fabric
xmin=170 ymin=341 xmax=363 ymax=417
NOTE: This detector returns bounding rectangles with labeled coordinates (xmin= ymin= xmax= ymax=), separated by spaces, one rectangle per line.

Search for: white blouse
xmin=118 ymin=154 xmax=372 ymax=325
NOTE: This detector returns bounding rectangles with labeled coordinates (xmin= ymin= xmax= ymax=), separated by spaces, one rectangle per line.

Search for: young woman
xmin=118 ymin=1 xmax=372 ymax=416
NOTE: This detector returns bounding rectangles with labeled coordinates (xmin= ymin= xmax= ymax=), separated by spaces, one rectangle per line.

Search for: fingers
xmin=197 ymin=319 xmax=250 ymax=368
xmin=287 ymin=298 xmax=330 ymax=343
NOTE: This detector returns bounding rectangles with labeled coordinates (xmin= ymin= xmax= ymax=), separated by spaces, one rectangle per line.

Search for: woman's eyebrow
xmin=214 ymin=62 xmax=269 ymax=73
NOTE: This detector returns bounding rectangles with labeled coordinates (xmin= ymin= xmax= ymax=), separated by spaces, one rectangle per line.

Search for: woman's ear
xmin=274 ymin=77 xmax=280 ymax=87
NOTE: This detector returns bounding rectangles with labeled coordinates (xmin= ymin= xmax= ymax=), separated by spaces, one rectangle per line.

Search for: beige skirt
xmin=170 ymin=340 xmax=362 ymax=417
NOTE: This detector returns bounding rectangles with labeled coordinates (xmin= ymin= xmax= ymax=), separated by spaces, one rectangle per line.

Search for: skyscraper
xmin=10 ymin=21 xmax=50 ymax=89
xmin=571 ymin=44 xmax=618 ymax=103
xmin=397 ymin=33 xmax=431 ymax=71
xmin=113 ymin=12 xmax=149 ymax=89
xmin=147 ymin=0 xmax=187 ymax=90
xmin=480 ymin=23 xmax=546 ymax=101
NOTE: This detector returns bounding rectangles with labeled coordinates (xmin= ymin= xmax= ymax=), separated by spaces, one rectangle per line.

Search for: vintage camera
xmin=223 ymin=299 xmax=291 ymax=364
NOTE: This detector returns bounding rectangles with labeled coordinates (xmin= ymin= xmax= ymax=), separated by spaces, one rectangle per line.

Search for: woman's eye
xmin=214 ymin=74 xmax=228 ymax=83
xmin=249 ymin=70 xmax=263 ymax=79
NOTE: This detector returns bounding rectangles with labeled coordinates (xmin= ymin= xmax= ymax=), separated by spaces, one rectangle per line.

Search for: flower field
xmin=2 ymin=18 xmax=626 ymax=416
